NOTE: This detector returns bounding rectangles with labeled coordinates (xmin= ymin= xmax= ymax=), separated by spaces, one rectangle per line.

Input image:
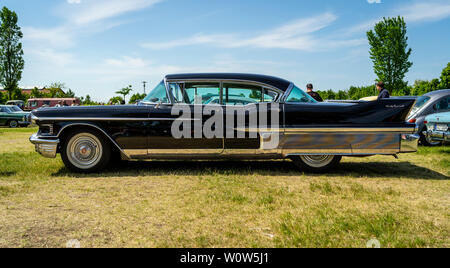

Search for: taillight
xmin=424 ymin=121 xmax=428 ymax=124
xmin=408 ymin=118 xmax=416 ymax=123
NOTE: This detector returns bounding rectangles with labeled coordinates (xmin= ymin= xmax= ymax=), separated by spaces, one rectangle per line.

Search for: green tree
xmin=116 ymin=85 xmax=132 ymax=103
xmin=80 ymin=95 xmax=98 ymax=106
xmin=65 ymin=89 xmax=76 ymax=98
xmin=336 ymin=90 xmax=349 ymax=100
xmin=30 ymin=87 xmax=42 ymax=98
xmin=325 ymin=89 xmax=336 ymax=100
xmin=367 ymin=17 xmax=412 ymax=92
xmin=0 ymin=7 xmax=25 ymax=100
xmin=0 ymin=90 xmax=5 ymax=103
xmin=439 ymin=62 xmax=450 ymax=89
xmin=11 ymin=87 xmax=26 ymax=101
xmin=46 ymin=82 xmax=66 ymax=98
xmin=129 ymin=93 xmax=146 ymax=104
xmin=109 ymin=96 xmax=124 ymax=105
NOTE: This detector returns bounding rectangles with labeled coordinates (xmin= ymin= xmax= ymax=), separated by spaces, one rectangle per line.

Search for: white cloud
xmin=67 ymin=0 xmax=81 ymax=4
xmin=142 ymin=13 xmax=364 ymax=51
xmin=105 ymin=56 xmax=150 ymax=69
xmin=397 ymin=2 xmax=450 ymax=23
xmin=68 ymin=0 xmax=163 ymax=26
xmin=29 ymin=49 xmax=75 ymax=67
xmin=23 ymin=26 xmax=74 ymax=48
xmin=349 ymin=1 xmax=450 ymax=35
xmin=367 ymin=0 xmax=382 ymax=4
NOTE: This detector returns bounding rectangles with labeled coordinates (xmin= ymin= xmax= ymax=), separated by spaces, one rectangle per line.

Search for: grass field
xmin=0 ymin=127 xmax=448 ymax=248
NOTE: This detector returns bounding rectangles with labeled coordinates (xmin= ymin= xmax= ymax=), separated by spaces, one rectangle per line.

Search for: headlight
xmin=40 ymin=124 xmax=55 ymax=136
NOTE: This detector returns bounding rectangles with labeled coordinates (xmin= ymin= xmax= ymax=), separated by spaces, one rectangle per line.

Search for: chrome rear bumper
xmin=400 ymin=134 xmax=420 ymax=153
xmin=424 ymin=130 xmax=449 ymax=142
xmin=29 ymin=134 xmax=60 ymax=158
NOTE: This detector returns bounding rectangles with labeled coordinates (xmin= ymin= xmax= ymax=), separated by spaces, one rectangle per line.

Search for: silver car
xmin=407 ymin=89 xmax=450 ymax=146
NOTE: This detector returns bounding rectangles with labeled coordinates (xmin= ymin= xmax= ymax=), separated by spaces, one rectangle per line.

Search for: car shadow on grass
xmin=0 ymin=171 xmax=17 ymax=177
xmin=52 ymin=160 xmax=449 ymax=180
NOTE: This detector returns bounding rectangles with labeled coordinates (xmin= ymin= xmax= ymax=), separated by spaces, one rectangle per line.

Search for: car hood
xmin=425 ymin=112 xmax=450 ymax=123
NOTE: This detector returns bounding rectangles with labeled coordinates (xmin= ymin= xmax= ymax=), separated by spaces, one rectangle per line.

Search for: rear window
xmin=410 ymin=96 xmax=430 ymax=115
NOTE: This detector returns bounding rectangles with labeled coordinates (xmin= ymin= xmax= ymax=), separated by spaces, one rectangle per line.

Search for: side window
xmin=183 ymin=82 xmax=221 ymax=105
xmin=263 ymin=88 xmax=278 ymax=102
xmin=286 ymin=86 xmax=317 ymax=103
xmin=223 ymin=83 xmax=263 ymax=106
xmin=435 ymin=97 xmax=449 ymax=111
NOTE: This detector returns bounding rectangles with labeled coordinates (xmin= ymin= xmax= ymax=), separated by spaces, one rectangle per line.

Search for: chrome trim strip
xmin=146 ymin=149 xmax=224 ymax=155
xmin=283 ymin=149 xmax=398 ymax=156
xmin=284 ymin=127 xmax=416 ymax=133
xmin=32 ymin=117 xmax=197 ymax=122
xmin=165 ymin=78 xmax=286 ymax=94
xmin=237 ymin=127 xmax=416 ymax=133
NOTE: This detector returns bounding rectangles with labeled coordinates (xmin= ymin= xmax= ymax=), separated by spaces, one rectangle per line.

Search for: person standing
xmin=306 ymin=84 xmax=323 ymax=102
xmin=376 ymin=81 xmax=390 ymax=100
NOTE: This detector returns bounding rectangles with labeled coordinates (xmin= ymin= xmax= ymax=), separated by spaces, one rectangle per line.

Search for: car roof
xmin=424 ymin=89 xmax=450 ymax=98
xmin=165 ymin=73 xmax=292 ymax=91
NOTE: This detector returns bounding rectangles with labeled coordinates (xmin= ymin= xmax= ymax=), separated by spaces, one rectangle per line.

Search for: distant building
xmin=0 ymin=87 xmax=65 ymax=96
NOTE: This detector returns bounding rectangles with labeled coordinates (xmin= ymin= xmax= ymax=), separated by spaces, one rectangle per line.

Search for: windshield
xmin=410 ymin=96 xmax=430 ymax=115
xmin=286 ymin=85 xmax=317 ymax=103
xmin=142 ymin=81 xmax=170 ymax=104
xmin=9 ymin=106 xmax=22 ymax=112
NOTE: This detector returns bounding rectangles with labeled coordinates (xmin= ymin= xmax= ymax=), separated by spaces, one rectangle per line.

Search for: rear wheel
xmin=8 ymin=120 xmax=18 ymax=128
xmin=420 ymin=127 xmax=441 ymax=147
xmin=61 ymin=129 xmax=111 ymax=173
xmin=290 ymin=155 xmax=342 ymax=173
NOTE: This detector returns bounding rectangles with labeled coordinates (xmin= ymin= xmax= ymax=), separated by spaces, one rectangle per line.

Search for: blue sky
xmin=2 ymin=0 xmax=450 ymax=101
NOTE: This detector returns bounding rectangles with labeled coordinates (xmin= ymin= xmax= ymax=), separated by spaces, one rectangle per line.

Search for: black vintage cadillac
xmin=30 ymin=73 xmax=419 ymax=173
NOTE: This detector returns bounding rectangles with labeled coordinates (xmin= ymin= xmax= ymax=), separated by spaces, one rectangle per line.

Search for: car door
xmin=222 ymin=83 xmax=282 ymax=155
xmin=146 ymin=81 xmax=224 ymax=156
xmin=0 ymin=107 xmax=7 ymax=125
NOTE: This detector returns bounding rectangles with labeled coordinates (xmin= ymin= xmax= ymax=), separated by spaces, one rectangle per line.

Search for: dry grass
xmin=0 ymin=127 xmax=449 ymax=248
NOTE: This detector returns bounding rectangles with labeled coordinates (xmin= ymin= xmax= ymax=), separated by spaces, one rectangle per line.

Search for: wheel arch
xmin=56 ymin=123 xmax=130 ymax=159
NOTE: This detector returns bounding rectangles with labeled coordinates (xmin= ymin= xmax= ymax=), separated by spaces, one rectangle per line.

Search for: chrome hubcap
xmin=67 ymin=133 xmax=102 ymax=169
xmin=300 ymin=155 xmax=334 ymax=168
xmin=10 ymin=121 xmax=18 ymax=128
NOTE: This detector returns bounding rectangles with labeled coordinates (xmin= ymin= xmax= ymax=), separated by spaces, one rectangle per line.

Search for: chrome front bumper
xmin=400 ymin=134 xmax=420 ymax=153
xmin=424 ymin=130 xmax=450 ymax=142
xmin=29 ymin=134 xmax=60 ymax=158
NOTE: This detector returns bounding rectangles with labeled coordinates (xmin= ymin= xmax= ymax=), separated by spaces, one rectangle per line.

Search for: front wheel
xmin=290 ymin=155 xmax=342 ymax=173
xmin=61 ymin=129 xmax=111 ymax=173
xmin=8 ymin=120 xmax=19 ymax=128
